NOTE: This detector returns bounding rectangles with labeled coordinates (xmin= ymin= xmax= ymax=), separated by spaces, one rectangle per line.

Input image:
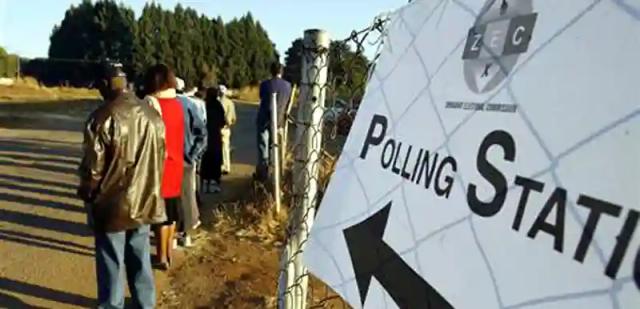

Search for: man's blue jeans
xmin=94 ymin=225 xmax=155 ymax=309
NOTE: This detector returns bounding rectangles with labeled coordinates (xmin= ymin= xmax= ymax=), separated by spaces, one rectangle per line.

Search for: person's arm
xmin=227 ymin=99 xmax=237 ymax=126
xmin=278 ymin=83 xmax=293 ymax=128
xmin=257 ymin=81 xmax=268 ymax=126
xmin=217 ymin=101 xmax=227 ymax=129
xmin=189 ymin=102 xmax=208 ymax=162
xmin=77 ymin=116 xmax=111 ymax=202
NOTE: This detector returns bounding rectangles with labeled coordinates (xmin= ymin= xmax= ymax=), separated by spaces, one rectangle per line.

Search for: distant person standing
xmin=143 ymin=64 xmax=184 ymax=269
xmin=175 ymin=78 xmax=207 ymax=247
xmin=255 ymin=62 xmax=292 ymax=181
xmin=78 ymin=63 xmax=166 ymax=308
xmin=201 ymin=87 xmax=226 ymax=193
xmin=188 ymin=86 xmax=208 ymax=205
xmin=218 ymin=85 xmax=236 ymax=175
xmin=185 ymin=86 xmax=207 ymax=124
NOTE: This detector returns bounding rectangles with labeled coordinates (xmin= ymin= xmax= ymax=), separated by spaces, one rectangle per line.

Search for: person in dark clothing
xmin=256 ymin=62 xmax=292 ymax=181
xmin=200 ymin=87 xmax=226 ymax=193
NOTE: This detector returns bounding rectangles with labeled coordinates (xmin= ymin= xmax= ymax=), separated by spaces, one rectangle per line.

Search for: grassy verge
xmin=0 ymin=77 xmax=100 ymax=102
xmin=230 ymin=86 xmax=260 ymax=103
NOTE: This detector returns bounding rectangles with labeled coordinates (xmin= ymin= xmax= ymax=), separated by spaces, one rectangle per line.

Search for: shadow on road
xmin=0 ymin=135 xmax=89 ymax=237
xmin=0 ymin=208 xmax=91 ymax=237
xmin=0 ymin=291 xmax=47 ymax=309
xmin=0 ymin=99 xmax=98 ymax=132
xmin=0 ymin=229 xmax=93 ymax=257
xmin=0 ymin=158 xmax=78 ymax=175
xmin=0 ymin=180 xmax=78 ymax=200
xmin=0 ymin=191 xmax=83 ymax=214
xmin=0 ymin=174 xmax=77 ymax=191
xmin=0 ymin=152 xmax=80 ymax=166
xmin=0 ymin=278 xmax=95 ymax=308
xmin=0 ymin=139 xmax=82 ymax=160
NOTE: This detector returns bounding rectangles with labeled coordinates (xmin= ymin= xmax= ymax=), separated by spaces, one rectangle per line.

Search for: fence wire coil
xmin=278 ymin=16 xmax=390 ymax=309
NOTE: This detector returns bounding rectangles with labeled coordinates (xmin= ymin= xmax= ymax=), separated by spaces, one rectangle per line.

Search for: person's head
xmin=218 ymin=84 xmax=228 ymax=98
xmin=270 ymin=62 xmax=283 ymax=78
xmin=143 ymin=64 xmax=176 ymax=96
xmin=206 ymin=87 xmax=220 ymax=105
xmin=96 ymin=62 xmax=127 ymax=101
xmin=195 ymin=87 xmax=207 ymax=100
xmin=175 ymin=77 xmax=186 ymax=94
xmin=185 ymin=86 xmax=198 ymax=97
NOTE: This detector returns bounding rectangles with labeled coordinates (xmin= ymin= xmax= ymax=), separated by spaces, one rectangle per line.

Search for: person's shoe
xmin=152 ymin=257 xmax=170 ymax=271
xmin=179 ymin=235 xmax=195 ymax=248
xmin=153 ymin=261 xmax=169 ymax=271
xmin=209 ymin=181 xmax=222 ymax=193
xmin=202 ymin=180 xmax=209 ymax=193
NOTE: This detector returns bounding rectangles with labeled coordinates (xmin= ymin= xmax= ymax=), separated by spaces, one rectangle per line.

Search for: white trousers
xmin=221 ymin=127 xmax=232 ymax=173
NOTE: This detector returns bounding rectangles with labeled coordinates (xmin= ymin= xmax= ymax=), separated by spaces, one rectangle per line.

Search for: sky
xmin=0 ymin=0 xmax=405 ymax=59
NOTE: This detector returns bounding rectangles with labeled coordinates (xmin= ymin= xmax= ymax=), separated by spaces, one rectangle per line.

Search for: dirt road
xmin=0 ymin=99 xmax=259 ymax=308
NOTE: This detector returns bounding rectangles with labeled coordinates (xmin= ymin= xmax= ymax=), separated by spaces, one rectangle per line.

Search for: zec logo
xmin=462 ymin=0 xmax=538 ymax=94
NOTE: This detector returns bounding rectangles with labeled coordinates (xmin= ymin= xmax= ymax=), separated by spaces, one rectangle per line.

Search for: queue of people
xmin=78 ymin=59 xmax=292 ymax=307
xmin=77 ymin=62 xmax=238 ymax=308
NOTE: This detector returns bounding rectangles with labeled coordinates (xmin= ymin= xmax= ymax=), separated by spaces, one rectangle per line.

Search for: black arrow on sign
xmin=344 ymin=202 xmax=454 ymax=309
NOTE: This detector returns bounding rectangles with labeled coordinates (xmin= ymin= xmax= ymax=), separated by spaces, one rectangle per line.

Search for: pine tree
xmin=283 ymin=38 xmax=304 ymax=84
xmin=283 ymin=38 xmax=370 ymax=98
xmin=225 ymin=17 xmax=249 ymax=88
xmin=49 ymin=0 xmax=135 ymax=62
xmin=46 ymin=2 xmax=278 ymax=89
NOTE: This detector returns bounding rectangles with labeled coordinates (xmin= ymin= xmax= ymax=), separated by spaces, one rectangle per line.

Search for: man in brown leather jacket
xmin=78 ymin=63 xmax=166 ymax=309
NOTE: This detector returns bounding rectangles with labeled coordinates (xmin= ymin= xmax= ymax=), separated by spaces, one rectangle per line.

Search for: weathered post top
xmin=303 ymin=29 xmax=330 ymax=49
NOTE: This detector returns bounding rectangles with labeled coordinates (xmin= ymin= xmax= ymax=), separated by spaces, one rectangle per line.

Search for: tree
xmin=328 ymin=41 xmax=369 ymax=99
xmin=283 ymin=38 xmax=303 ymax=84
xmin=49 ymin=0 xmax=135 ymax=63
xmin=44 ymin=2 xmax=277 ymax=89
xmin=253 ymin=21 xmax=278 ymax=82
xmin=283 ymin=38 xmax=370 ymax=99
xmin=224 ymin=17 xmax=249 ymax=88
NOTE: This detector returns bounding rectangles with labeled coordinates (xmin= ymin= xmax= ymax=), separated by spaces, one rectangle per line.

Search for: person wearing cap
xmin=78 ymin=63 xmax=166 ymax=308
xmin=256 ymin=62 xmax=292 ymax=181
xmin=175 ymin=77 xmax=207 ymax=247
xmin=218 ymin=85 xmax=236 ymax=175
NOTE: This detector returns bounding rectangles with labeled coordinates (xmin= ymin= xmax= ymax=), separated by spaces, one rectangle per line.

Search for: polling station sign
xmin=303 ymin=0 xmax=640 ymax=308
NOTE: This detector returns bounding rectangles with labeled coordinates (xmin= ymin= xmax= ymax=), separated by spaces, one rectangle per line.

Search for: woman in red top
xmin=143 ymin=64 xmax=184 ymax=270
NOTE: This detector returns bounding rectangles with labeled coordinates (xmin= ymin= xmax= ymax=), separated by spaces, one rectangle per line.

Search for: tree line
xmin=31 ymin=0 xmax=277 ymax=88
xmin=0 ymin=46 xmax=19 ymax=78
xmin=21 ymin=0 xmax=372 ymax=99
xmin=282 ymin=39 xmax=369 ymax=101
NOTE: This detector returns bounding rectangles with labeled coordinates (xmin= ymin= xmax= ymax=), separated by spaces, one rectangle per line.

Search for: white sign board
xmin=304 ymin=0 xmax=640 ymax=308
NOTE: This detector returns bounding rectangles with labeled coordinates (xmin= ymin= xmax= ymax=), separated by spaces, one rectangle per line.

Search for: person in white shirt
xmin=218 ymin=85 xmax=236 ymax=175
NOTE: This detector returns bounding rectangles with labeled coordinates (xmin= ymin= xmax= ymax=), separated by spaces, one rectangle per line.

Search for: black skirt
xmin=201 ymin=132 xmax=223 ymax=181
xmin=163 ymin=198 xmax=181 ymax=225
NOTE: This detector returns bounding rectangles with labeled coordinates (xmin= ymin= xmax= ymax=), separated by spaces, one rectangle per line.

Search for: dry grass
xmin=209 ymin=181 xmax=288 ymax=246
xmin=0 ymin=77 xmax=99 ymax=102
xmin=230 ymin=85 xmax=260 ymax=103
